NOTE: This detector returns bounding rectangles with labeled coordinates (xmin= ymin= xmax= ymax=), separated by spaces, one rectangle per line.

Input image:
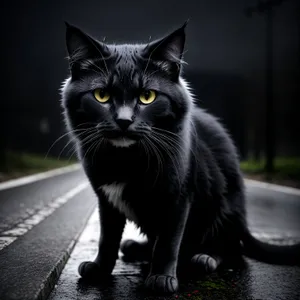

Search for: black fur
xmin=61 ymin=22 xmax=300 ymax=294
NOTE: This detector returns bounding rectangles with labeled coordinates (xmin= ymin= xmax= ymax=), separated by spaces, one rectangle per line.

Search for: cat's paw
xmin=191 ymin=253 xmax=219 ymax=273
xmin=145 ymin=274 xmax=178 ymax=294
xmin=78 ymin=261 xmax=110 ymax=281
xmin=120 ymin=239 xmax=151 ymax=262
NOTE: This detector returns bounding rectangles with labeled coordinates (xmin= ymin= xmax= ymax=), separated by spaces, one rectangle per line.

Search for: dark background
xmin=1 ymin=0 xmax=299 ymax=163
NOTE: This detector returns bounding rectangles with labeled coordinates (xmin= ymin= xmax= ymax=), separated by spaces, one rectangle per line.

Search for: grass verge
xmin=240 ymin=157 xmax=300 ymax=188
xmin=0 ymin=151 xmax=76 ymax=182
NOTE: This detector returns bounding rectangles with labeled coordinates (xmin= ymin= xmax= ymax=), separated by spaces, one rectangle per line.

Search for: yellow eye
xmin=94 ymin=88 xmax=110 ymax=103
xmin=139 ymin=90 xmax=156 ymax=104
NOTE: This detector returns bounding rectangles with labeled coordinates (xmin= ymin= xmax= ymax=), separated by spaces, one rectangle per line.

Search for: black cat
xmin=61 ymin=21 xmax=300 ymax=294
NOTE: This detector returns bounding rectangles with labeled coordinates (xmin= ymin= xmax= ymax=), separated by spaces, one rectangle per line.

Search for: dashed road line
xmin=0 ymin=181 xmax=89 ymax=251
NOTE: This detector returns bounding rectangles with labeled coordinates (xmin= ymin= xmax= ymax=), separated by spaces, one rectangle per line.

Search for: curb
xmin=35 ymin=204 xmax=95 ymax=300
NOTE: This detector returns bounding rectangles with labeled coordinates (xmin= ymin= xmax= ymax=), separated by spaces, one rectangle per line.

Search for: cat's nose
xmin=115 ymin=118 xmax=133 ymax=131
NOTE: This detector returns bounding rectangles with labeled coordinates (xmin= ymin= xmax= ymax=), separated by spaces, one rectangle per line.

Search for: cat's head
xmin=61 ymin=22 xmax=193 ymax=149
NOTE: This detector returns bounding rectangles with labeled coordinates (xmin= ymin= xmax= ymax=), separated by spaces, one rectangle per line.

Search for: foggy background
xmin=1 ymin=0 xmax=299 ymax=163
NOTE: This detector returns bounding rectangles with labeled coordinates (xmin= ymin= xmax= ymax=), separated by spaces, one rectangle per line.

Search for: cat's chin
xmin=109 ymin=138 xmax=137 ymax=148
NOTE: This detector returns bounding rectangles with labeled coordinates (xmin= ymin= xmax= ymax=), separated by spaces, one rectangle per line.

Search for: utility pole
xmin=245 ymin=0 xmax=287 ymax=173
xmin=265 ymin=6 xmax=274 ymax=173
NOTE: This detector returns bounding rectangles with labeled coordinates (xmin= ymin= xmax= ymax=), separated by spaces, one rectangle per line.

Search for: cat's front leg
xmin=78 ymin=194 xmax=126 ymax=281
xmin=145 ymin=198 xmax=190 ymax=294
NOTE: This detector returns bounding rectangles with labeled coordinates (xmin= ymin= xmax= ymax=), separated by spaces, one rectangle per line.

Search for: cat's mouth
xmin=101 ymin=129 xmax=144 ymax=140
xmin=109 ymin=137 xmax=137 ymax=148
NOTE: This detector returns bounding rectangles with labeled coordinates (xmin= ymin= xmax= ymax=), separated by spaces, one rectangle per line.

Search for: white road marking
xmin=78 ymin=209 xmax=145 ymax=245
xmin=245 ymin=179 xmax=300 ymax=196
xmin=51 ymin=209 xmax=146 ymax=283
xmin=252 ymin=232 xmax=300 ymax=245
xmin=73 ymin=208 xmax=146 ymax=270
xmin=0 ymin=164 xmax=81 ymax=191
xmin=78 ymin=209 xmax=300 ymax=249
xmin=0 ymin=182 xmax=89 ymax=251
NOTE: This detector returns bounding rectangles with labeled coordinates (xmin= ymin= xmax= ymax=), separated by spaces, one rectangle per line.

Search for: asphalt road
xmin=0 ymin=166 xmax=300 ymax=300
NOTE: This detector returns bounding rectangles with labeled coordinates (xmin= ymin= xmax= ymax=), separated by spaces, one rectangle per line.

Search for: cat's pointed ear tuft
xmin=182 ymin=19 xmax=190 ymax=29
xmin=64 ymin=23 xmax=110 ymax=66
xmin=142 ymin=22 xmax=188 ymax=80
xmin=143 ymin=21 xmax=188 ymax=63
xmin=64 ymin=21 xmax=71 ymax=28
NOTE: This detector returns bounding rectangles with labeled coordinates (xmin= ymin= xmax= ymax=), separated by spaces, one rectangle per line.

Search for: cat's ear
xmin=65 ymin=22 xmax=110 ymax=69
xmin=142 ymin=21 xmax=188 ymax=78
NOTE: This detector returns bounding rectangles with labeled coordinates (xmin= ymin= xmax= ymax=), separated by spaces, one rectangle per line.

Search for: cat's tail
xmin=241 ymin=228 xmax=300 ymax=265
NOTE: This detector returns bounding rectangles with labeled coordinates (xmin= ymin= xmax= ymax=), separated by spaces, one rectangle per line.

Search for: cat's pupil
xmin=99 ymin=89 xmax=106 ymax=98
xmin=144 ymin=91 xmax=150 ymax=100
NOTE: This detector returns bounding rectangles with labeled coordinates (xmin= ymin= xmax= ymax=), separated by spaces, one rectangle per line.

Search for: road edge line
xmin=0 ymin=163 xmax=81 ymax=191
xmin=244 ymin=178 xmax=300 ymax=196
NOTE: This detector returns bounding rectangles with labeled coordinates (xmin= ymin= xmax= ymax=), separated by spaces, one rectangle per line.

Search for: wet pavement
xmin=0 ymin=167 xmax=96 ymax=300
xmin=0 ymin=167 xmax=299 ymax=300
xmin=49 ymin=199 xmax=300 ymax=300
xmin=50 ymin=264 xmax=300 ymax=300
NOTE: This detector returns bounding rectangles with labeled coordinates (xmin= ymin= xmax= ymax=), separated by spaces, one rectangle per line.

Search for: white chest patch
xmin=99 ymin=182 xmax=137 ymax=223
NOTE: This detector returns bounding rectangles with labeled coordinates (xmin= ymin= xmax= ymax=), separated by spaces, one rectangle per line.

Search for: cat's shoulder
xmin=192 ymin=107 xmax=226 ymax=134
xmin=191 ymin=106 xmax=236 ymax=152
